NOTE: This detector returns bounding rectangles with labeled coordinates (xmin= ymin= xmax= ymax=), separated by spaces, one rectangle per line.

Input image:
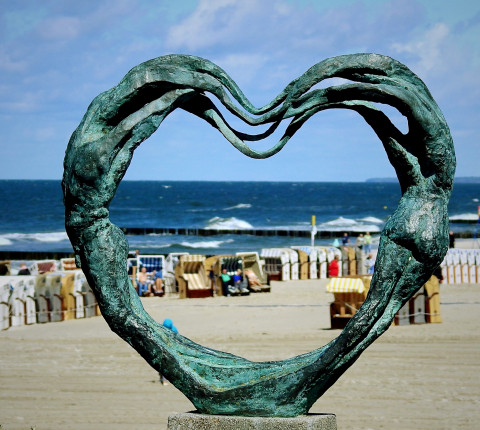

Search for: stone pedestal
xmin=167 ymin=412 xmax=337 ymax=429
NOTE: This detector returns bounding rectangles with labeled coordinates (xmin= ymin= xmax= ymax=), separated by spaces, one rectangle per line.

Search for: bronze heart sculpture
xmin=62 ymin=53 xmax=455 ymax=417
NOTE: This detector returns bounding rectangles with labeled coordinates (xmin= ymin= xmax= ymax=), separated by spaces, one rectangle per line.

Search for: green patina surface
xmin=62 ymin=54 xmax=455 ymax=417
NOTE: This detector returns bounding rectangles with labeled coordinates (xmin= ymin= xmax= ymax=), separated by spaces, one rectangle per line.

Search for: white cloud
xmin=391 ymin=23 xmax=450 ymax=75
xmin=166 ymin=0 xmax=255 ymax=50
xmin=1 ymin=0 xmax=479 ymax=180
xmin=212 ymin=53 xmax=268 ymax=85
xmin=164 ymin=0 xmax=427 ymax=67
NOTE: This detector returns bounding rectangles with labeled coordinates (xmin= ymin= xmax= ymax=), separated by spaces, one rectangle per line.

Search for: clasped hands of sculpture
xmin=63 ymin=53 xmax=455 ymax=417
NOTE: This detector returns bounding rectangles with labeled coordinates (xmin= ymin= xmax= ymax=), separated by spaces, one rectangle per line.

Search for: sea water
xmin=0 ymin=180 xmax=478 ymax=255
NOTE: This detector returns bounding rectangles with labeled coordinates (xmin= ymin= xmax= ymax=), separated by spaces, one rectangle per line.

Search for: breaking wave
xmin=450 ymin=213 xmax=479 ymax=222
xmin=0 ymin=232 xmax=69 ymax=244
xmin=317 ymin=217 xmax=382 ymax=232
xmin=0 ymin=237 xmax=13 ymax=246
xmin=179 ymin=239 xmax=235 ymax=249
xmin=358 ymin=216 xmax=384 ymax=224
xmin=205 ymin=217 xmax=253 ymax=230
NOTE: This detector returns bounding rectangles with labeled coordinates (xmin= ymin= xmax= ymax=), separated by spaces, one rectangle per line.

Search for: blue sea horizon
xmin=0 ymin=179 xmax=478 ymax=256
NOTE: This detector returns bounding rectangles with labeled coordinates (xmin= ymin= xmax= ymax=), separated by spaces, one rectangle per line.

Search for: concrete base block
xmin=167 ymin=412 xmax=337 ymax=429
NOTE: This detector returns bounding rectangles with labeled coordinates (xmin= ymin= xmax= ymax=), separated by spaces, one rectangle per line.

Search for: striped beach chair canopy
xmin=326 ymin=277 xmax=365 ymax=294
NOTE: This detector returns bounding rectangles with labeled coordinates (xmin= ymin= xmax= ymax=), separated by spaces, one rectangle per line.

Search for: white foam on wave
xmin=358 ymin=216 xmax=384 ymax=224
xmin=205 ymin=217 xmax=253 ymax=230
xmin=321 ymin=217 xmax=358 ymax=227
xmin=1 ymin=232 xmax=69 ymax=242
xmin=31 ymin=232 xmax=69 ymax=242
xmin=223 ymin=203 xmax=252 ymax=211
xmin=146 ymin=243 xmax=174 ymax=249
xmin=179 ymin=239 xmax=234 ymax=249
xmin=317 ymin=217 xmax=382 ymax=232
xmin=0 ymin=237 xmax=13 ymax=246
xmin=450 ymin=213 xmax=479 ymax=222
xmin=324 ymin=224 xmax=382 ymax=232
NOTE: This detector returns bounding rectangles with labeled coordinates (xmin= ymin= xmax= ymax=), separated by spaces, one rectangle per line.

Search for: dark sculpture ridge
xmin=62 ymin=54 xmax=455 ymax=417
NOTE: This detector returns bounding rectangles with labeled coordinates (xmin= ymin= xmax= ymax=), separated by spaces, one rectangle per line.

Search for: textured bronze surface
xmin=63 ymin=54 xmax=455 ymax=416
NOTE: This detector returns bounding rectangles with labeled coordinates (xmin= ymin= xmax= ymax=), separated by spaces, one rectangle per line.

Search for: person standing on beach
xmin=208 ymin=265 xmax=216 ymax=295
xmin=364 ymin=232 xmax=372 ymax=254
xmin=328 ymin=255 xmax=340 ymax=277
xmin=355 ymin=234 xmax=364 ymax=250
xmin=365 ymin=253 xmax=375 ymax=274
xmin=342 ymin=233 xmax=350 ymax=246
xmin=449 ymin=231 xmax=455 ymax=248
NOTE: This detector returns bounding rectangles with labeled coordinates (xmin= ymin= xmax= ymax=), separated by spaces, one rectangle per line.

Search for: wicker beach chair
xmin=327 ymin=276 xmax=370 ymax=329
xmin=60 ymin=258 xmax=78 ymax=271
xmin=175 ymin=255 xmax=211 ymax=299
xmin=260 ymin=248 xmax=291 ymax=281
xmin=0 ymin=278 xmax=12 ymax=330
xmin=237 ymin=252 xmax=270 ymax=292
xmin=291 ymin=246 xmax=319 ymax=280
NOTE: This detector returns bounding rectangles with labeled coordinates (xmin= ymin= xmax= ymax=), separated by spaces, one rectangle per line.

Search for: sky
xmin=0 ymin=0 xmax=479 ymax=182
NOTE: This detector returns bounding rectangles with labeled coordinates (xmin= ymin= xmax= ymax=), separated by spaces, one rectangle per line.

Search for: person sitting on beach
xmin=233 ymin=269 xmax=249 ymax=294
xmin=328 ymin=255 xmax=340 ymax=277
xmin=244 ymin=269 xmax=262 ymax=292
xmin=220 ymin=268 xmax=232 ymax=297
xmin=151 ymin=269 xmax=164 ymax=296
xmin=137 ymin=266 xmax=153 ymax=297
xmin=17 ymin=263 xmax=31 ymax=276
xmin=0 ymin=264 xmax=8 ymax=276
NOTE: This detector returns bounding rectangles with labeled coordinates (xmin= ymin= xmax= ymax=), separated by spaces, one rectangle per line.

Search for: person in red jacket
xmin=328 ymin=255 xmax=340 ymax=277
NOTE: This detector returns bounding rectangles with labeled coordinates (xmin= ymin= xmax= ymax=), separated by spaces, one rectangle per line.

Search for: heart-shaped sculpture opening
xmin=62 ymin=53 xmax=455 ymax=417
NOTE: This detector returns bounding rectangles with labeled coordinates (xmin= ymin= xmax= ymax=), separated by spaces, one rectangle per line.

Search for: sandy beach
xmin=1 ymin=279 xmax=479 ymax=430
